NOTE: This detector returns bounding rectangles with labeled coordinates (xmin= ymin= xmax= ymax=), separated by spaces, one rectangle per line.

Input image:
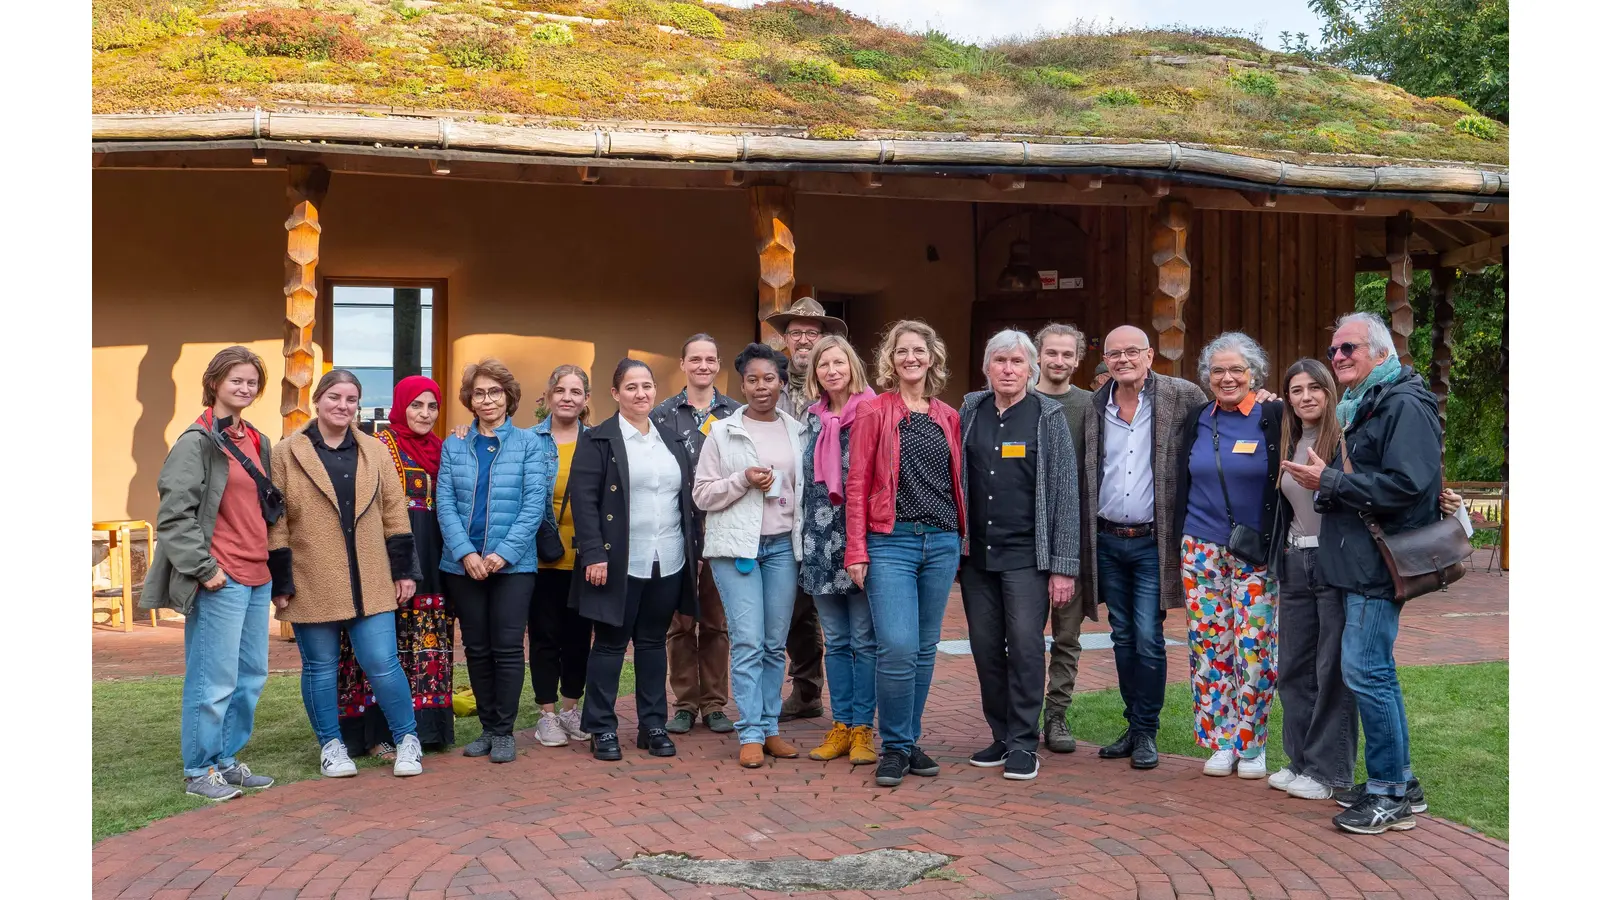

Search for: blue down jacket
xmin=436 ymin=418 xmax=556 ymax=575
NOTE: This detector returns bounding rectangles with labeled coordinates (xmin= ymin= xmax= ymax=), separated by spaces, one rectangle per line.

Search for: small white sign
xmin=1039 ymin=269 xmax=1059 ymax=290
xmin=1061 ymin=276 xmax=1084 ymax=289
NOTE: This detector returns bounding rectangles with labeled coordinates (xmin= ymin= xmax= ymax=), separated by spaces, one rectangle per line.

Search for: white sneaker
xmin=1268 ymin=767 xmax=1299 ymax=791
xmin=393 ymin=734 xmax=423 ymax=777
xmin=1202 ymin=748 xmax=1237 ymax=776
xmin=320 ymin=739 xmax=357 ymax=778
xmin=1236 ymin=754 xmax=1268 ymax=779
xmin=557 ymin=706 xmax=590 ymax=741
xmin=535 ymin=711 xmax=569 ymax=747
xmin=1286 ymin=773 xmax=1333 ymax=799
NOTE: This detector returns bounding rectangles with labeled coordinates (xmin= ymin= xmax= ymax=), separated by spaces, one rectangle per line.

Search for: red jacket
xmin=843 ymin=391 xmax=966 ymax=567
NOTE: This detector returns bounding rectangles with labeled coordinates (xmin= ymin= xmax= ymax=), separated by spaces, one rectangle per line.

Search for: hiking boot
xmin=219 ymin=762 xmax=274 ymax=789
xmin=1203 ymin=748 xmax=1238 ymax=777
xmin=968 ymin=741 xmax=1007 ymax=768
xmin=1099 ymin=729 xmax=1135 ymax=759
xmin=592 ymin=732 xmax=622 ymax=761
xmin=1268 ymin=767 xmax=1299 ymax=791
xmin=704 ymin=711 xmax=736 ymax=733
xmin=535 ymin=712 xmax=569 ymax=747
xmin=393 ymin=735 xmax=423 ymax=777
xmin=809 ymin=723 xmax=853 ymax=761
xmin=1236 ymin=754 xmax=1268 ymax=780
xmin=907 ymin=745 xmax=940 ymax=777
xmin=1336 ymin=779 xmax=1426 ymax=813
xmin=462 ymin=734 xmax=493 ymax=758
xmin=1044 ymin=715 xmax=1077 ymax=754
xmin=779 ymin=692 xmax=823 ymax=722
xmin=665 ymin=710 xmax=695 ymax=734
xmin=739 ymin=742 xmax=765 ymax=768
xmin=876 ymin=748 xmax=910 ymax=786
xmin=489 ymin=734 xmax=517 ymax=763
xmin=185 ymin=768 xmax=244 ymax=802
xmin=1130 ymin=733 xmax=1159 ymax=770
xmin=638 ymin=728 xmax=677 ymax=757
xmin=848 ymin=726 xmax=878 ymax=766
xmin=557 ymin=706 xmax=590 ymax=741
xmin=764 ymin=735 xmax=800 ymax=759
xmin=1287 ymin=773 xmax=1334 ymax=800
xmin=1333 ymin=794 xmax=1416 ymax=835
xmin=1003 ymin=749 xmax=1040 ymax=781
xmin=320 ymin=739 xmax=358 ymax=778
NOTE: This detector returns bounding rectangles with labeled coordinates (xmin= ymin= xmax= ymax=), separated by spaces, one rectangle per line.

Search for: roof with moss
xmin=92 ymin=0 xmax=1508 ymax=170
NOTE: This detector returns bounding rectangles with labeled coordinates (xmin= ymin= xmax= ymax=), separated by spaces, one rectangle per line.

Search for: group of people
xmin=144 ymin=298 xmax=1458 ymax=836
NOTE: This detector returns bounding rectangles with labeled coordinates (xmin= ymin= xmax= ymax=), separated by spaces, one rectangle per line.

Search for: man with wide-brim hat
xmin=762 ymin=296 xmax=847 ymax=721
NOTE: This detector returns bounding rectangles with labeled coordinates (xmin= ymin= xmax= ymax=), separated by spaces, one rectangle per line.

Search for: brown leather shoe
xmin=764 ymin=735 xmax=801 ymax=758
xmin=739 ymin=742 xmax=765 ymax=769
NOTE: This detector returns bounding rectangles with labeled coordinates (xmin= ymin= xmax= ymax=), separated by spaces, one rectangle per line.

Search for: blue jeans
xmin=710 ymin=535 xmax=799 ymax=745
xmin=814 ymin=588 xmax=877 ymax=727
xmin=1342 ymin=593 xmax=1413 ymax=797
xmin=1098 ymin=532 xmax=1167 ymax=735
xmin=866 ymin=523 xmax=961 ymax=754
xmin=181 ymin=577 xmax=272 ymax=778
xmin=294 ymin=612 xmax=417 ymax=746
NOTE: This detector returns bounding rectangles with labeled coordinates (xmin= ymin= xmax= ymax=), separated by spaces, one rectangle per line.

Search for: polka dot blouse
xmin=894 ymin=413 xmax=959 ymax=533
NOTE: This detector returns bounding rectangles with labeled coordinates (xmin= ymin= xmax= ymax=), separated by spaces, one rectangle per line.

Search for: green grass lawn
xmin=1065 ymin=661 xmax=1509 ymax=840
xmin=93 ymin=663 xmax=632 ymax=843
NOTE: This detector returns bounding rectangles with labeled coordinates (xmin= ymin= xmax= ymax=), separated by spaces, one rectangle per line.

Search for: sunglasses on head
xmin=1326 ymin=341 xmax=1367 ymax=361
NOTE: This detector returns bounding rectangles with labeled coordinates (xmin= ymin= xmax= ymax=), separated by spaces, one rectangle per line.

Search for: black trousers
xmin=785 ymin=590 xmax=825 ymax=703
xmin=528 ymin=568 xmax=593 ymax=705
xmin=581 ymin=567 xmax=681 ymax=736
xmin=1279 ymin=548 xmax=1358 ymax=788
xmin=445 ymin=571 xmax=534 ymax=737
xmin=958 ymin=565 xmax=1050 ymax=752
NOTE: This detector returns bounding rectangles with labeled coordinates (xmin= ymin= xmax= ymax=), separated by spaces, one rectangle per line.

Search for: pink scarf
xmin=808 ymin=387 xmax=876 ymax=505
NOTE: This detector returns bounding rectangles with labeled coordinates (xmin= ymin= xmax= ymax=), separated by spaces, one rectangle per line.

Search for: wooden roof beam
xmin=1139 ymin=179 xmax=1171 ymax=198
xmin=1439 ymin=234 xmax=1509 ymax=269
xmin=1411 ymin=219 xmax=1465 ymax=254
xmin=1327 ymin=195 xmax=1367 ymax=212
xmin=987 ymin=173 xmax=1027 ymax=191
xmin=1242 ymin=191 xmax=1278 ymax=209
xmin=1065 ymin=174 xmax=1103 ymax=191
xmin=854 ymin=171 xmax=883 ymax=189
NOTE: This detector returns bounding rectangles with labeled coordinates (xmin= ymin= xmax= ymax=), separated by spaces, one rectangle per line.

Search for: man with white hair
xmin=956 ymin=330 xmax=1080 ymax=781
xmin=1282 ymin=311 xmax=1440 ymax=835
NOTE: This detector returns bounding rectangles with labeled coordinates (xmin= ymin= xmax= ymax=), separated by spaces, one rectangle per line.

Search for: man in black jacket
xmin=1283 ymin=311 xmax=1441 ymax=836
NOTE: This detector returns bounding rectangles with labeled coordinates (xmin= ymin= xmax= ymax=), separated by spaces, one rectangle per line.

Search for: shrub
xmin=723 ymin=41 xmax=762 ymax=60
xmin=605 ymin=0 xmax=665 ymax=22
xmin=787 ymin=58 xmax=841 ymax=85
xmin=164 ymin=42 xmax=271 ymax=83
xmin=1021 ymin=66 xmax=1084 ymax=89
xmin=921 ymin=30 xmax=1008 ymax=76
xmin=1427 ymin=96 xmax=1478 ymax=116
xmin=849 ymin=49 xmax=918 ymax=79
xmin=912 ymin=86 xmax=961 ymax=107
xmin=1454 ymin=114 xmax=1498 ymax=140
xmin=1311 ymin=120 xmax=1365 ymax=153
xmin=696 ymin=78 xmax=788 ymax=110
xmin=438 ymin=26 xmax=528 ymax=70
xmin=219 ymin=9 xmax=370 ymax=62
xmin=810 ymin=123 xmax=858 ymax=139
xmin=390 ymin=0 xmax=427 ymax=22
xmin=602 ymin=20 xmax=667 ymax=49
xmin=529 ymin=22 xmax=575 ymax=46
xmin=1095 ymin=87 xmax=1139 ymax=107
xmin=1228 ymin=69 xmax=1279 ymax=98
xmin=664 ymin=3 xmax=725 ymax=39
xmin=92 ymin=2 xmax=200 ymax=51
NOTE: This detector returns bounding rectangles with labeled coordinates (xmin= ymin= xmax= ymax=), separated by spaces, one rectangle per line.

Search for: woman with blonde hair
xmin=798 ymin=334 xmax=880 ymax=766
xmin=844 ymin=320 xmax=966 ymax=786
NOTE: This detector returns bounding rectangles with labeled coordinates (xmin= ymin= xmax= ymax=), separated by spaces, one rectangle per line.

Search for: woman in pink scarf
xmin=798 ymin=335 xmax=880 ymax=765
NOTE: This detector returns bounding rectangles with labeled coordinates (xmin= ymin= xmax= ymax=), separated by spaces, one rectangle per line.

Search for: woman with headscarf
xmin=333 ymin=376 xmax=455 ymax=758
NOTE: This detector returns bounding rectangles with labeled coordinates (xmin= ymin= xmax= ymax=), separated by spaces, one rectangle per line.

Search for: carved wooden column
xmin=1499 ymin=246 xmax=1509 ymax=570
xmin=1428 ymin=265 xmax=1457 ymax=465
xmin=750 ymin=184 xmax=795 ymax=347
xmin=283 ymin=164 xmax=330 ymax=436
xmin=1385 ymin=210 xmax=1415 ymax=365
xmin=1151 ymin=197 xmax=1192 ymax=376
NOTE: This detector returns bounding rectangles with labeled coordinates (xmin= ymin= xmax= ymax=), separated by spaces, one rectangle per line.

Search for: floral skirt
xmin=338 ymin=593 xmax=455 ymax=752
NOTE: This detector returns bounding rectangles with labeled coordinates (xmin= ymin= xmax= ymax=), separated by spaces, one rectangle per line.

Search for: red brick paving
xmin=92 ymin=570 xmax=1509 ymax=899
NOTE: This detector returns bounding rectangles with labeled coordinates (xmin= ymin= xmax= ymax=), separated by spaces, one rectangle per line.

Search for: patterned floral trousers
xmin=1182 ymin=536 xmax=1280 ymax=754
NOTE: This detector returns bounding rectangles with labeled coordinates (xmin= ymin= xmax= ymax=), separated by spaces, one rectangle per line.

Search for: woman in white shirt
xmin=693 ymin=343 xmax=808 ymax=769
xmin=569 ymin=359 xmax=701 ymax=762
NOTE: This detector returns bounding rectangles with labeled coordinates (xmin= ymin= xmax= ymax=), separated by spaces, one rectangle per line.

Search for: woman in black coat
xmin=569 ymin=358 xmax=701 ymax=761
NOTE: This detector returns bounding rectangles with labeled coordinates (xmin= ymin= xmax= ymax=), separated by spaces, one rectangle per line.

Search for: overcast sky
xmin=722 ymin=0 xmax=1326 ymax=49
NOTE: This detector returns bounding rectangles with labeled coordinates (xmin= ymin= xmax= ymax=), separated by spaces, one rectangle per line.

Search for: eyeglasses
xmin=785 ymin=329 xmax=823 ymax=341
xmin=471 ymin=387 xmax=506 ymax=402
xmin=1102 ymin=348 xmax=1147 ymax=361
xmin=892 ymin=347 xmax=930 ymax=359
xmin=1326 ymin=342 xmax=1367 ymax=361
xmin=1209 ymin=366 xmax=1249 ymax=379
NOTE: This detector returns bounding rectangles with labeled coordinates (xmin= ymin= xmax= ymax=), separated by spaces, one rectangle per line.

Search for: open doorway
xmin=322 ymin=278 xmax=448 ymax=433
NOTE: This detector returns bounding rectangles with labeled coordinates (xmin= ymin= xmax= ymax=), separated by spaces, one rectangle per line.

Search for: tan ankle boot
xmin=764 ymin=735 xmax=800 ymax=758
xmin=848 ymin=725 xmax=878 ymax=766
xmin=739 ymin=742 xmax=765 ymax=768
xmin=809 ymin=722 xmax=852 ymax=761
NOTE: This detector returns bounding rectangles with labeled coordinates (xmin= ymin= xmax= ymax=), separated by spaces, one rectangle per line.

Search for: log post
xmin=1385 ymin=210 xmax=1415 ymax=365
xmin=1151 ymin=197 xmax=1192 ymax=376
xmin=1428 ymin=266 xmax=1457 ymax=466
xmin=283 ymin=164 xmax=330 ymax=436
xmin=1499 ymin=246 xmax=1509 ymax=570
xmin=750 ymin=184 xmax=795 ymax=347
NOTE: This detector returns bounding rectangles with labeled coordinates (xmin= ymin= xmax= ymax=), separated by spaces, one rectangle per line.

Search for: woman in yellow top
xmin=530 ymin=365 xmax=595 ymax=747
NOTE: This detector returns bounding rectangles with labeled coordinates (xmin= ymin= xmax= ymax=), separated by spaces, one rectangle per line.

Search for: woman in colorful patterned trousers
xmin=1173 ymin=332 xmax=1285 ymax=780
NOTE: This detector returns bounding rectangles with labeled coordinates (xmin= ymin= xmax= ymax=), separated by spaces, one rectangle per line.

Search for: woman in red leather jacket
xmin=844 ymin=319 xmax=966 ymax=787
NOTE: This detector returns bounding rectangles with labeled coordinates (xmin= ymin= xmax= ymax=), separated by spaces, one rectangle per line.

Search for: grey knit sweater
xmin=957 ymin=389 xmax=1081 ymax=576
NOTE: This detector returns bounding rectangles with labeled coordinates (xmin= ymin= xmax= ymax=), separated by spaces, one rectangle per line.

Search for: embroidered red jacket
xmin=843 ymin=391 xmax=966 ymax=567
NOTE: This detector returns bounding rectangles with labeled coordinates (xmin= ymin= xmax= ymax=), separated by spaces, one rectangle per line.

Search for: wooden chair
xmin=93 ymin=520 xmax=158 ymax=631
xmin=1445 ymin=482 xmax=1506 ymax=574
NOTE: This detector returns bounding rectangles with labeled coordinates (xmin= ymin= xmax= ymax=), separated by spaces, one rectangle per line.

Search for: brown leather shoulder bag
xmin=1337 ymin=430 xmax=1470 ymax=602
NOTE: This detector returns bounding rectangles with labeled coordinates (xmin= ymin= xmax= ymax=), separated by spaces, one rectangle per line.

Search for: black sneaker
xmin=664 ymin=710 xmax=695 ymax=734
xmin=1003 ymin=749 xmax=1040 ymax=781
xmin=704 ymin=711 xmax=736 ymax=733
xmin=969 ymin=741 xmax=1007 ymax=768
xmin=637 ymin=728 xmax=677 ymax=757
xmin=1335 ymin=779 xmax=1427 ymax=813
xmin=1098 ymin=728 xmax=1135 ymax=759
xmin=876 ymin=748 xmax=910 ymax=786
xmin=1333 ymin=793 xmax=1416 ymax=834
xmin=906 ymin=745 xmax=940 ymax=777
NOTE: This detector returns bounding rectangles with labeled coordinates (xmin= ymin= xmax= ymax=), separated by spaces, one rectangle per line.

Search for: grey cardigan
xmin=957 ymin=389 xmax=1081 ymax=577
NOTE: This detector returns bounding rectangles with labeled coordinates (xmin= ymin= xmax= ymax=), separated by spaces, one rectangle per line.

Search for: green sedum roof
xmin=91 ymin=0 xmax=1508 ymax=168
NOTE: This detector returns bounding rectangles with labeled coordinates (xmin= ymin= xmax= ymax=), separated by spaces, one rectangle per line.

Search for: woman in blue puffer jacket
xmin=437 ymin=359 xmax=556 ymax=764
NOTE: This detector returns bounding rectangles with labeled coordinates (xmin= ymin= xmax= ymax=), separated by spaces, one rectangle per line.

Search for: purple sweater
xmin=1182 ymin=401 xmax=1270 ymax=545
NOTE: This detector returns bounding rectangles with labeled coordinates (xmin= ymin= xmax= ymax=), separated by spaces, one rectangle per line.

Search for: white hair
xmin=1198 ymin=331 xmax=1270 ymax=391
xmin=982 ymin=329 xmax=1041 ymax=392
xmin=1335 ymin=311 xmax=1397 ymax=360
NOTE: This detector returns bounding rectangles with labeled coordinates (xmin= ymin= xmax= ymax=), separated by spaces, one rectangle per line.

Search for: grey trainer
xmin=490 ymin=734 xmax=518 ymax=763
xmin=219 ymin=762 xmax=274 ymax=789
xmin=535 ymin=712 xmax=569 ymax=747
xmin=462 ymin=734 xmax=493 ymax=757
xmin=186 ymin=768 xmax=244 ymax=802
xmin=1044 ymin=715 xmax=1077 ymax=754
xmin=557 ymin=706 xmax=590 ymax=741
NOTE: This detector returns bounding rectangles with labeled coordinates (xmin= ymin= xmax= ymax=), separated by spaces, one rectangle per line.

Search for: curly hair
xmin=201 ymin=345 xmax=268 ymax=408
xmin=458 ymin=358 xmax=522 ymax=417
xmin=733 ymin=342 xmax=789 ymax=381
xmin=872 ymin=319 xmax=949 ymax=396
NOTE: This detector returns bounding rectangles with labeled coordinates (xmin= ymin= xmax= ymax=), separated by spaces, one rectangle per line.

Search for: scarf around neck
xmin=1335 ymin=354 xmax=1403 ymax=430
xmin=808 ymin=386 xmax=877 ymax=504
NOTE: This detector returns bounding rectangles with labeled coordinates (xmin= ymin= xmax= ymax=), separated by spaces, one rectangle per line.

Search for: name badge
xmin=699 ymin=414 xmax=719 ymax=436
xmin=1232 ymin=440 xmax=1259 ymax=454
xmin=1001 ymin=442 xmax=1027 ymax=459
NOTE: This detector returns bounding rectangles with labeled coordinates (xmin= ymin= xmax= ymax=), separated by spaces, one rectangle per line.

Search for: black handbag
xmin=536 ymin=487 xmax=571 ymax=563
xmin=210 ymin=421 xmax=285 ymax=525
xmin=1211 ymin=412 xmax=1269 ymax=567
